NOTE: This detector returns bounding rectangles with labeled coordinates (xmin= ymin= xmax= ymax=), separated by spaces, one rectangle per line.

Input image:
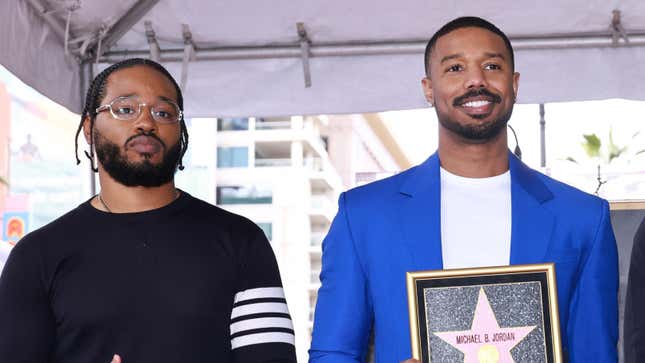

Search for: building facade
xmin=213 ymin=114 xmax=405 ymax=361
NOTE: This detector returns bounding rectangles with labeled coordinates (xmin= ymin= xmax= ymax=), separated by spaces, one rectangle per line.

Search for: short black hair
xmin=423 ymin=16 xmax=514 ymax=77
xmin=74 ymin=58 xmax=189 ymax=171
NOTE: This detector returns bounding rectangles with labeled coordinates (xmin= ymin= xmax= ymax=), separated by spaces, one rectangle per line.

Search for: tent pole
xmin=79 ymin=61 xmax=96 ymax=197
xmin=97 ymin=0 xmax=161 ymax=57
xmin=539 ymin=103 xmax=546 ymax=168
xmin=99 ymin=32 xmax=645 ymax=63
xmin=24 ymin=0 xmax=69 ymax=45
xmin=297 ymin=23 xmax=312 ymax=88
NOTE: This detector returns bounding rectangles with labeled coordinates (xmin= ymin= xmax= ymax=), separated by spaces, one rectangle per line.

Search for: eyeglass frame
xmin=94 ymin=96 xmax=183 ymax=124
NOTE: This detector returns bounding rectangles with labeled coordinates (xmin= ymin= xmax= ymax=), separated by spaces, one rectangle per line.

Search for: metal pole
xmin=79 ymin=61 xmax=96 ymax=197
xmin=539 ymin=103 xmax=546 ymax=168
xmin=99 ymin=32 xmax=645 ymax=63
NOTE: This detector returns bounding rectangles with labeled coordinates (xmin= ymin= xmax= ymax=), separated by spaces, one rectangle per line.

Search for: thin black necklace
xmin=97 ymin=190 xmax=180 ymax=213
xmin=98 ymin=193 xmax=112 ymax=212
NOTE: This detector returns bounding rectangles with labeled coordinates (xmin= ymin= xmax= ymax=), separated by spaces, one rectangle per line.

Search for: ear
xmin=82 ymin=116 xmax=92 ymax=144
xmin=421 ymin=77 xmax=434 ymax=106
xmin=512 ymin=72 xmax=520 ymax=101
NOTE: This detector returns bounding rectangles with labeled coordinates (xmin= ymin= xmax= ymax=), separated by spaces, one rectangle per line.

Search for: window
xmin=217 ymin=118 xmax=249 ymax=131
xmin=217 ymin=147 xmax=248 ymax=168
xmin=257 ymin=222 xmax=273 ymax=241
xmin=216 ymin=186 xmax=273 ymax=205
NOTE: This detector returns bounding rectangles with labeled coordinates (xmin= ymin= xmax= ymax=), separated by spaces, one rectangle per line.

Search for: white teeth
xmin=463 ymin=100 xmax=491 ymax=108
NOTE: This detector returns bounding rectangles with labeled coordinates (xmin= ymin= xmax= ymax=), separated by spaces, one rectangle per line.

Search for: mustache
xmin=453 ymin=88 xmax=502 ymax=107
xmin=125 ymin=131 xmax=166 ymax=148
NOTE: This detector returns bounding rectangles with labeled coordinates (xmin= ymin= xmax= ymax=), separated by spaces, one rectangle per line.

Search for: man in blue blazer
xmin=309 ymin=16 xmax=618 ymax=363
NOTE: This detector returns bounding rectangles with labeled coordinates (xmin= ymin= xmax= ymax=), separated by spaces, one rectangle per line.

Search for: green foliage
xmin=568 ymin=127 xmax=643 ymax=196
xmin=575 ymin=127 xmax=641 ymax=165
xmin=607 ymin=129 xmax=627 ymax=163
xmin=581 ymin=134 xmax=601 ymax=158
xmin=565 ymin=156 xmax=578 ymax=164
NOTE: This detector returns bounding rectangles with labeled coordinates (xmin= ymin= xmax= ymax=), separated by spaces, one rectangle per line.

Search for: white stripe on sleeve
xmin=234 ymin=287 xmax=285 ymax=303
xmin=230 ymin=317 xmax=294 ymax=335
xmin=231 ymin=332 xmax=295 ymax=349
xmin=231 ymin=302 xmax=290 ymax=319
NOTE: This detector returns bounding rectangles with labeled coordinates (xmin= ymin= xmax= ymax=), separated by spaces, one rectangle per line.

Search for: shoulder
xmin=12 ymin=203 xmax=89 ymax=255
xmin=343 ymin=165 xmax=417 ymax=204
xmin=516 ymin=167 xmax=610 ymax=235
xmin=535 ymin=170 xmax=608 ymax=212
xmin=180 ymin=193 xmax=265 ymax=239
xmin=510 ymin=154 xmax=608 ymax=217
xmin=5 ymin=202 xmax=92 ymax=272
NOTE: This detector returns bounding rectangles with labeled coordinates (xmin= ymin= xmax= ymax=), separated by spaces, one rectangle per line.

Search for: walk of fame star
xmin=433 ymin=288 xmax=537 ymax=363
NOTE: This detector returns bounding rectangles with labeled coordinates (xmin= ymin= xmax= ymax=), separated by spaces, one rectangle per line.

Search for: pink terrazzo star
xmin=433 ymin=288 xmax=537 ymax=363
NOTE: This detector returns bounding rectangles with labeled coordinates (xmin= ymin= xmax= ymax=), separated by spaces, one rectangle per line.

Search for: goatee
xmin=436 ymin=88 xmax=513 ymax=143
xmin=93 ymin=129 xmax=180 ymax=187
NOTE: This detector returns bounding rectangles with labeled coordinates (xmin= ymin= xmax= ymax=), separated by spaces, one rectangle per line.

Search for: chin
xmin=129 ymin=153 xmax=163 ymax=164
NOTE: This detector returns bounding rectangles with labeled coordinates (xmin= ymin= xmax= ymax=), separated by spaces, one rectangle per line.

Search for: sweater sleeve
xmin=230 ymin=225 xmax=297 ymax=363
xmin=0 ymin=238 xmax=55 ymax=362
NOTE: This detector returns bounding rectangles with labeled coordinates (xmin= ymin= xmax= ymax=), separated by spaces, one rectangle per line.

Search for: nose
xmin=131 ymin=104 xmax=158 ymax=133
xmin=464 ymin=66 xmax=488 ymax=89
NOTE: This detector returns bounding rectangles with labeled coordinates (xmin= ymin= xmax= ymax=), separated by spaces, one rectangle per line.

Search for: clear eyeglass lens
xmin=109 ymin=98 xmax=180 ymax=123
xmin=151 ymin=102 xmax=180 ymax=123
xmin=111 ymin=98 xmax=140 ymax=120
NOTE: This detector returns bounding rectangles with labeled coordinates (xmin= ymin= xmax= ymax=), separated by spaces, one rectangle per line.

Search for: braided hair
xmin=74 ymin=58 xmax=189 ymax=172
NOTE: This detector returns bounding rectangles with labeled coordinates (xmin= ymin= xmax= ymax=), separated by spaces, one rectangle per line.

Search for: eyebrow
xmin=159 ymin=96 xmax=177 ymax=103
xmin=484 ymin=52 xmax=506 ymax=61
xmin=440 ymin=53 xmax=463 ymax=64
xmin=116 ymin=93 xmax=137 ymax=99
xmin=439 ymin=52 xmax=507 ymax=64
xmin=116 ymin=94 xmax=177 ymax=103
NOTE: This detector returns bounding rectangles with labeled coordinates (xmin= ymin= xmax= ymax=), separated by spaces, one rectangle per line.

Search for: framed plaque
xmin=406 ymin=263 xmax=563 ymax=363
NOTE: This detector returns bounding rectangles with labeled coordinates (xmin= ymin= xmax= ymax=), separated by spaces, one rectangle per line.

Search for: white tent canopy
xmin=2 ymin=0 xmax=645 ymax=117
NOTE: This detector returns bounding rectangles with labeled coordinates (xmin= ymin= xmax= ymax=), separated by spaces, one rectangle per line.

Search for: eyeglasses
xmin=95 ymin=96 xmax=183 ymax=124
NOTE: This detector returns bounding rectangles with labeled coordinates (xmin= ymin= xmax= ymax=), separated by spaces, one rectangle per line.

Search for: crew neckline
xmin=81 ymin=189 xmax=190 ymax=218
xmin=440 ymin=167 xmax=510 ymax=185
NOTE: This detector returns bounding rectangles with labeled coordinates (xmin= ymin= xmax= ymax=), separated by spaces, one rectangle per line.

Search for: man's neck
xmin=438 ymin=127 xmax=509 ymax=178
xmin=91 ymin=169 xmax=179 ymax=213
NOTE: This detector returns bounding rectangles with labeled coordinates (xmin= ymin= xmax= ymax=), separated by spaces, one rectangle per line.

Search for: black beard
xmin=436 ymin=89 xmax=513 ymax=143
xmin=93 ymin=129 xmax=180 ymax=187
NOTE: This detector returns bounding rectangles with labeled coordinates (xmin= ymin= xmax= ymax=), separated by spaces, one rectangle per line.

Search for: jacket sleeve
xmin=0 ymin=240 xmax=55 ymax=362
xmin=309 ymin=192 xmax=373 ymax=363
xmin=567 ymin=200 xmax=618 ymax=362
xmin=623 ymin=217 xmax=645 ymax=363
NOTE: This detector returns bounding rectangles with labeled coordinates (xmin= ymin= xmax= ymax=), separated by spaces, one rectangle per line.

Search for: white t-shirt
xmin=440 ymin=167 xmax=512 ymax=269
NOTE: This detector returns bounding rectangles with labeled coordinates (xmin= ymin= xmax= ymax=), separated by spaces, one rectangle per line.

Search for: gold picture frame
xmin=407 ymin=263 xmax=563 ymax=363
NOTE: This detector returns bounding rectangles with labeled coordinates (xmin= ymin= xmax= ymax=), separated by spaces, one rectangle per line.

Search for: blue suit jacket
xmin=309 ymin=152 xmax=618 ymax=363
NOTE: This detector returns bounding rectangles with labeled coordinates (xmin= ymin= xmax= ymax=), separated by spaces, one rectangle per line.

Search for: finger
xmin=400 ymin=360 xmax=420 ymax=363
xmin=111 ymin=354 xmax=122 ymax=363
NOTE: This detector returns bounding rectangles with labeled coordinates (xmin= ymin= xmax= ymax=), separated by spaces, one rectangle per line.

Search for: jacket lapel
xmin=398 ymin=153 xmax=443 ymax=271
xmin=396 ymin=152 xmax=555 ymax=270
xmin=508 ymin=153 xmax=555 ymax=264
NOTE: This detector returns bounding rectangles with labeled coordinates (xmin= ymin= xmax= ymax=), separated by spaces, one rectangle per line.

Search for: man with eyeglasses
xmin=0 ymin=58 xmax=297 ymax=363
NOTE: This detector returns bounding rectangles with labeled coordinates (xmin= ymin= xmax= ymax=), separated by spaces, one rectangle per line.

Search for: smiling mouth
xmin=457 ymin=98 xmax=496 ymax=117
xmin=452 ymin=88 xmax=502 ymax=118
xmin=462 ymin=100 xmax=492 ymax=108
